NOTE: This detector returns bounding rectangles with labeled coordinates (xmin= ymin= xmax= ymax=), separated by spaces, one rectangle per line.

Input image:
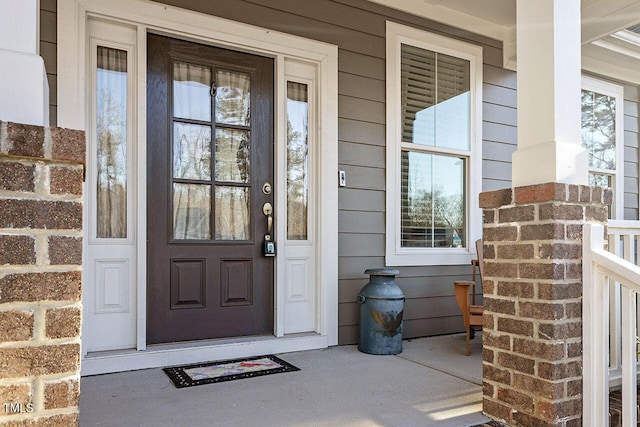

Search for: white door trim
xmin=58 ymin=0 xmax=338 ymax=375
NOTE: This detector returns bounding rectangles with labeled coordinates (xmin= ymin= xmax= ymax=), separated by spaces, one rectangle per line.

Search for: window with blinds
xmin=399 ymin=43 xmax=470 ymax=248
xmin=581 ymin=76 xmax=624 ymax=219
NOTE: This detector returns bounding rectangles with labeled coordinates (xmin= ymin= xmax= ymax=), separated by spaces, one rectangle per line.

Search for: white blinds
xmin=400 ymin=44 xmax=470 ymax=149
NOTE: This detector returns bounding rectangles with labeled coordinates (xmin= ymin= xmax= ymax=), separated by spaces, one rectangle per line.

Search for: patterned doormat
xmin=163 ymin=355 xmax=300 ymax=388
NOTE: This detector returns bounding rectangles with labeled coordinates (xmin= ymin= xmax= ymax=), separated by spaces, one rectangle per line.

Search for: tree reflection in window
xmin=286 ymin=82 xmax=309 ymax=240
xmin=96 ymin=46 xmax=127 ymax=238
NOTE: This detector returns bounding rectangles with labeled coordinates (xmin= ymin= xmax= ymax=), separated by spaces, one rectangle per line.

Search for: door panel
xmin=147 ymin=34 xmax=274 ymax=344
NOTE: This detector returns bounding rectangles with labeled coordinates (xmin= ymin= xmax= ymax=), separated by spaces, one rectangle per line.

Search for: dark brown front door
xmin=146 ymin=34 xmax=274 ymax=344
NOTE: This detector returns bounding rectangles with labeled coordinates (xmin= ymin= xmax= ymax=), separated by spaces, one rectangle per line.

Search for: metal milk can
xmin=357 ymin=268 xmax=404 ymax=355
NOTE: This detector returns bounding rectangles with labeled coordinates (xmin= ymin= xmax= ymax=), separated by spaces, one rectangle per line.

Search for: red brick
xmin=483 ymin=243 xmax=496 ymax=259
xmin=483 ymin=364 xmax=512 ymax=385
xmin=0 ymin=344 xmax=80 ymax=377
xmin=512 ymin=410 xmax=557 ymax=427
xmin=538 ymin=322 xmax=582 ymax=340
xmin=0 ymin=383 xmax=31 ymax=406
xmin=513 ymin=337 xmax=565 ymax=360
xmin=519 ymin=263 xmax=564 ymax=280
xmin=521 ymin=223 xmax=565 ymax=241
xmin=483 ymin=381 xmax=495 ymax=398
xmin=496 ymin=243 xmax=534 ymax=259
xmin=0 ymin=413 xmax=80 ymax=426
xmin=44 ymin=379 xmax=80 ymax=410
xmin=483 ymin=348 xmax=495 ymax=363
xmin=479 ymin=189 xmax=513 ymax=209
xmin=50 ymin=127 xmax=86 ymax=164
xmin=514 ymin=183 xmax=565 ymax=204
xmin=0 ymin=199 xmax=82 ymax=230
xmin=0 ymin=271 xmax=81 ymax=303
xmin=579 ymin=185 xmax=591 ymax=202
xmin=497 ymin=351 xmax=536 ymax=374
xmin=483 ymin=332 xmax=511 ymax=350
xmin=484 ymin=261 xmax=518 ymax=279
xmin=513 ymin=373 xmax=564 ymax=400
xmin=567 ymin=185 xmax=580 ymax=202
xmin=567 ymin=342 xmax=582 ymax=358
xmin=0 ymin=235 xmax=35 ymax=265
xmin=585 ymin=205 xmax=608 ymax=222
xmin=539 ymin=203 xmax=584 ymax=221
xmin=567 ymin=379 xmax=582 ymax=397
xmin=6 ymin=122 xmax=44 ymax=159
xmin=49 ymin=166 xmax=83 ymax=195
xmin=518 ymin=301 xmax=564 ymax=320
xmin=566 ymin=224 xmax=583 ymax=240
xmin=483 ymin=226 xmax=518 ymax=242
xmin=0 ymin=161 xmax=35 ymax=192
xmin=536 ymin=398 xmax=581 ymax=420
xmin=539 ymin=243 xmax=581 ymax=260
xmin=498 ymin=205 xmax=535 ymax=223
xmin=485 ymin=297 xmax=516 ymax=315
xmin=497 ymin=317 xmax=534 ymax=336
xmin=0 ymin=310 xmax=33 ymax=342
xmin=564 ymin=302 xmax=582 ymax=319
xmin=46 ymin=307 xmax=81 ymax=339
xmin=565 ymin=262 xmax=582 ymax=280
xmin=483 ymin=209 xmax=496 ymax=224
xmin=497 ymin=281 xmax=535 ymax=298
xmin=538 ymin=360 xmax=582 ymax=380
xmin=484 ymin=312 xmax=495 ymax=330
xmin=483 ymin=397 xmax=514 ymax=423
xmin=497 ymin=386 xmax=535 ymax=412
xmin=538 ymin=283 xmax=582 ymax=300
xmin=48 ymin=236 xmax=82 ymax=265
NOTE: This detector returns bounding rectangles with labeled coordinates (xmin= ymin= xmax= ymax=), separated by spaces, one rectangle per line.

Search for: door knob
xmin=263 ymin=202 xmax=273 ymax=235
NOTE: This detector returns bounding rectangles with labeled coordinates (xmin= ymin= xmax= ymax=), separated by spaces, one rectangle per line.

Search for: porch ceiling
xmin=368 ymin=0 xmax=640 ymax=83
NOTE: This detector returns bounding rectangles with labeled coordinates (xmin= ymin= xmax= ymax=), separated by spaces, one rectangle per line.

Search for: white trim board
xmin=59 ymin=0 xmax=338 ymax=374
xmin=82 ymin=334 xmax=328 ymax=376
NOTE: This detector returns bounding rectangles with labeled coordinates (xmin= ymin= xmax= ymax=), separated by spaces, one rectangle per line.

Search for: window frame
xmin=581 ymin=75 xmax=625 ymax=220
xmin=385 ymin=21 xmax=483 ymax=266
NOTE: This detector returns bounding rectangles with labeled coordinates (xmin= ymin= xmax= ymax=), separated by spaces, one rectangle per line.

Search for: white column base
xmin=512 ymin=140 xmax=589 ymax=187
xmin=0 ymin=48 xmax=49 ymax=126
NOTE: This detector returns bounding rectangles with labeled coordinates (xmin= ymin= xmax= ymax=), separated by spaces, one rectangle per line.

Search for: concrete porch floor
xmin=80 ymin=333 xmax=491 ymax=426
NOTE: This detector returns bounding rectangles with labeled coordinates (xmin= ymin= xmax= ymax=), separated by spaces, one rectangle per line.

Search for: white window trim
xmin=385 ymin=21 xmax=483 ymax=266
xmin=581 ymin=75 xmax=625 ymax=220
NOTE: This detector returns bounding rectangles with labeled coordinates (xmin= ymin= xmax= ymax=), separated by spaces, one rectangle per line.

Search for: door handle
xmin=262 ymin=202 xmax=273 ymax=236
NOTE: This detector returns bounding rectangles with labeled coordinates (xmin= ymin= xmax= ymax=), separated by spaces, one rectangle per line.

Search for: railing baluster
xmin=584 ymin=224 xmax=610 ymax=426
xmin=621 ymin=285 xmax=638 ymax=427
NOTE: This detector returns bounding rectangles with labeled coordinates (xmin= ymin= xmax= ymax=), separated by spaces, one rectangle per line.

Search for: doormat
xmin=163 ymin=355 xmax=300 ymax=388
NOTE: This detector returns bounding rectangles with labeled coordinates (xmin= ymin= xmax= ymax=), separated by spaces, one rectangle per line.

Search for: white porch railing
xmin=583 ymin=222 xmax=640 ymax=427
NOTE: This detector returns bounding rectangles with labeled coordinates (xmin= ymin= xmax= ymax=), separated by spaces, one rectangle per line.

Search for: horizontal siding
xmin=44 ymin=0 xmax=640 ymax=347
xmin=40 ymin=0 xmax=57 ymax=126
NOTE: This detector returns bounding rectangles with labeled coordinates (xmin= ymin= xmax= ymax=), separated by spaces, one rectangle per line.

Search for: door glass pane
xmin=401 ymin=44 xmax=470 ymax=150
xmin=215 ymin=186 xmax=250 ymax=240
xmin=215 ymin=70 xmax=250 ymax=126
xmin=173 ymin=183 xmax=211 ymax=240
xmin=286 ymin=81 xmax=309 ymax=240
xmin=96 ymin=46 xmax=128 ymax=239
xmin=173 ymin=62 xmax=211 ymax=122
xmin=401 ymin=151 xmax=465 ymax=248
xmin=215 ymin=128 xmax=250 ymax=183
xmin=173 ymin=123 xmax=212 ymax=180
xmin=581 ymin=89 xmax=616 ymax=170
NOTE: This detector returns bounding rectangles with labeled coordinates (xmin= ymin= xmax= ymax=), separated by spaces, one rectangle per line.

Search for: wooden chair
xmin=454 ymin=239 xmax=484 ymax=356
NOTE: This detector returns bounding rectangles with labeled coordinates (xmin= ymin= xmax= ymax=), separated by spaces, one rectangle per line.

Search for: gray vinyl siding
xmin=41 ymin=0 xmax=640 ymax=345
xmin=40 ymin=0 xmax=57 ymax=126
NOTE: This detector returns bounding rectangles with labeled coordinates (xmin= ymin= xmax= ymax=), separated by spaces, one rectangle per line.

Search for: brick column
xmin=0 ymin=121 xmax=85 ymax=426
xmin=480 ymin=182 xmax=610 ymax=427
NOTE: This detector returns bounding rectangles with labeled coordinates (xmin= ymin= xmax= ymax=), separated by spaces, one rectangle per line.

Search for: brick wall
xmin=0 ymin=121 xmax=84 ymax=426
xmin=480 ymin=182 xmax=610 ymax=427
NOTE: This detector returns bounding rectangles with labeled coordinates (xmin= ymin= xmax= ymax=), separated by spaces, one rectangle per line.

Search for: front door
xmin=146 ymin=34 xmax=274 ymax=344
